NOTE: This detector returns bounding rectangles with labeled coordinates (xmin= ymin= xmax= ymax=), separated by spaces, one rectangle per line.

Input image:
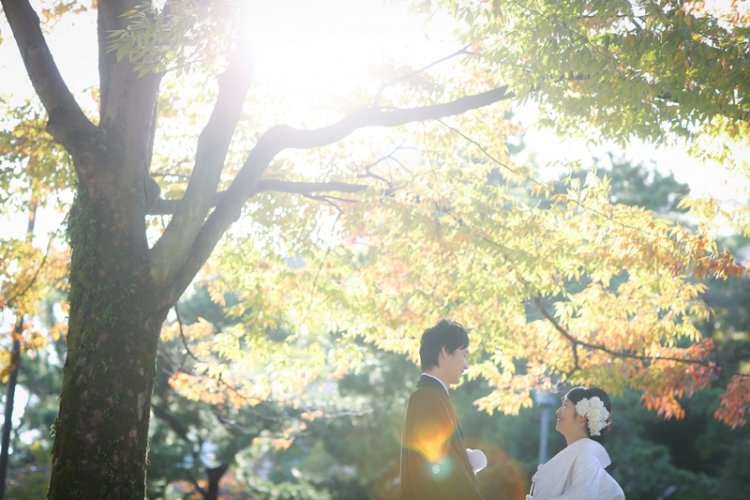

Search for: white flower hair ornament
xmin=575 ymin=396 xmax=610 ymax=437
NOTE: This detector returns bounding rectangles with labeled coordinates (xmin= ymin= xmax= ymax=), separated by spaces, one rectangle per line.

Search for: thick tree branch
xmin=150 ymin=52 xmax=254 ymax=285
xmin=1 ymin=0 xmax=98 ymax=162
xmin=149 ymin=195 xmax=221 ymax=216
xmin=160 ymin=85 xmax=512 ymax=306
xmin=278 ymin=86 xmax=512 ymax=150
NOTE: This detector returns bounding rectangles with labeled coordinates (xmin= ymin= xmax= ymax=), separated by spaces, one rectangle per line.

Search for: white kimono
xmin=526 ymin=438 xmax=625 ymax=500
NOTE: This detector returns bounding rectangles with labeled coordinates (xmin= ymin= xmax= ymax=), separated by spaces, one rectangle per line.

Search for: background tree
xmin=0 ymin=102 xmax=71 ymax=498
xmin=454 ymin=0 xmax=749 ymax=148
xmin=439 ymin=0 xmax=750 ymax=423
xmin=1 ymin=333 xmax=65 ymax=499
xmin=147 ymin=285 xmax=353 ymax=499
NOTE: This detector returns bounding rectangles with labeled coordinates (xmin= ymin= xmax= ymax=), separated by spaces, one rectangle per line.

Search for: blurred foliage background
xmin=4 ymin=160 xmax=748 ymax=500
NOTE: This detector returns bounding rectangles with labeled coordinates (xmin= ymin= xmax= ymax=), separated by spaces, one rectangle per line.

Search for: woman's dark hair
xmin=564 ymin=386 xmax=613 ymax=444
xmin=419 ymin=319 xmax=469 ymax=371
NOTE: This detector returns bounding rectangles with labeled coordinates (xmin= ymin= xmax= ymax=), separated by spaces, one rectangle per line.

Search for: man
xmin=400 ymin=320 xmax=485 ymax=499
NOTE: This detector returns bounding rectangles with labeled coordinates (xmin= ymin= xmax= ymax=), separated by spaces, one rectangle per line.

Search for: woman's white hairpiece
xmin=575 ymin=396 xmax=610 ymax=436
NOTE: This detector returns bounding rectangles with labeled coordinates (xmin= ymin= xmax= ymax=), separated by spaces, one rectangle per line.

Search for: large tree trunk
xmin=47 ymin=191 xmax=169 ymax=499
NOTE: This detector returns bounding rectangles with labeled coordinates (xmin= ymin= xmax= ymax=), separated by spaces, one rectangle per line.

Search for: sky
xmin=518 ymin=122 xmax=750 ymax=203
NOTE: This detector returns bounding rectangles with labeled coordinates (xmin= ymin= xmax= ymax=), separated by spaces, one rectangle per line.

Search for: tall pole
xmin=534 ymin=391 xmax=555 ymax=464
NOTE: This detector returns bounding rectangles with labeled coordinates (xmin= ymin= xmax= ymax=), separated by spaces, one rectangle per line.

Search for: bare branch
xmin=301 ymin=194 xmax=357 ymax=206
xmin=356 ymin=144 xmax=406 ymax=189
xmin=147 ymin=180 xmax=367 ymax=215
xmin=4 ymin=210 xmax=66 ymax=309
xmin=1 ymin=0 xmax=98 ymax=162
xmin=438 ymin=119 xmax=521 ymax=177
xmin=150 ymin=402 xmax=207 ymax=497
xmin=535 ymin=298 xmax=712 ymax=367
xmin=174 ymin=304 xmax=201 ymax=366
xmin=256 ymin=179 xmax=367 ymax=195
xmin=304 ymin=211 xmax=343 ymax=318
xmin=374 ymin=44 xmax=474 ymax=106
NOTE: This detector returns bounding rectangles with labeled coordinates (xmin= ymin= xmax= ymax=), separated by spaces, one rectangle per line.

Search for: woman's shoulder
xmin=570 ymin=438 xmax=611 ymax=468
xmin=571 ymin=437 xmax=606 ymax=452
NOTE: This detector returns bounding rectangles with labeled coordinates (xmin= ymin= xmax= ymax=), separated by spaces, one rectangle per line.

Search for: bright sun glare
xmin=1 ymin=0 xmax=747 ymax=230
xmin=238 ymin=0 xmax=454 ymax=105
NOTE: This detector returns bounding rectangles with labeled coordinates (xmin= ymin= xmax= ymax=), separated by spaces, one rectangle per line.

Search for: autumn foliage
xmin=1 ymin=2 xmax=749 ymax=494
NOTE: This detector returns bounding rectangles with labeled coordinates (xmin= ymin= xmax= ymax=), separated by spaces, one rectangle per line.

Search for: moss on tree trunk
xmin=47 ymin=192 xmax=168 ymax=499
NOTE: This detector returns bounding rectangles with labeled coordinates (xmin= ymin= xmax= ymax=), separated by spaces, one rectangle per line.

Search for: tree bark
xmin=0 ymin=325 xmax=21 ymax=500
xmin=204 ymin=464 xmax=229 ymax=500
xmin=46 ymin=190 xmax=168 ymax=499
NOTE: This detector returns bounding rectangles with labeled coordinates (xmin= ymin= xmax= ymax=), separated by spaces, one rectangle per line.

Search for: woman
xmin=526 ymin=387 xmax=625 ymax=500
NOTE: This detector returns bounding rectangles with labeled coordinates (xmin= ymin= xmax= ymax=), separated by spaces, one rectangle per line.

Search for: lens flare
xmin=403 ymin=417 xmax=456 ymax=463
xmin=425 ymin=456 xmax=454 ymax=481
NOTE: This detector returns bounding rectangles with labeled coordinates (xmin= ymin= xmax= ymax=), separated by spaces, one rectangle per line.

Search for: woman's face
xmin=555 ymin=398 xmax=588 ymax=440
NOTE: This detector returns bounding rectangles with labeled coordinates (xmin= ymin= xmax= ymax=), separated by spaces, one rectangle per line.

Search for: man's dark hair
xmin=419 ymin=319 xmax=469 ymax=371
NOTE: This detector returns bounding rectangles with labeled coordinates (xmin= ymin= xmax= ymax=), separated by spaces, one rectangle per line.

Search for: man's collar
xmin=421 ymin=372 xmax=449 ymax=394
